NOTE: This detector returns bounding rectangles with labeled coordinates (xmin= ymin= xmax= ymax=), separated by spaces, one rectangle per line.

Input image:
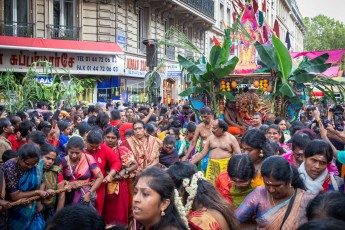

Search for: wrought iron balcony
xmin=46 ymin=24 xmax=80 ymax=40
xmin=180 ymin=0 xmax=214 ymax=18
xmin=0 ymin=21 xmax=34 ymax=37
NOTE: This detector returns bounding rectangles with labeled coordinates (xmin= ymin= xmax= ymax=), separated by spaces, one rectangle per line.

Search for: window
xmin=54 ymin=0 xmax=76 ymax=28
xmin=219 ymin=3 xmax=224 ymax=29
xmin=138 ymin=7 xmax=149 ymax=53
xmin=227 ymin=8 xmax=231 ymax=26
xmin=51 ymin=0 xmax=78 ymax=40
xmin=3 ymin=0 xmax=32 ymax=37
xmin=164 ymin=18 xmax=175 ymax=59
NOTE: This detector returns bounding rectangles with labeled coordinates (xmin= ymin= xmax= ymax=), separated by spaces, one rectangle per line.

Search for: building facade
xmin=0 ymin=0 xmax=216 ymax=104
xmin=0 ymin=0 xmax=304 ymax=104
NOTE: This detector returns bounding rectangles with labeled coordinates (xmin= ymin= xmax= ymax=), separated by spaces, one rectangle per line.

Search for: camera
xmin=332 ymin=105 xmax=344 ymax=131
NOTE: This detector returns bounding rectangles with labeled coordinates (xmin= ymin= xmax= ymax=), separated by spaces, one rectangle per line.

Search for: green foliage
xmin=0 ymin=61 xmax=98 ymax=114
xmin=255 ymin=35 xmax=334 ymax=115
xmin=303 ymin=15 xmax=345 ymax=69
xmin=272 ymin=36 xmax=292 ymax=84
xmin=303 ymin=15 xmax=345 ymax=51
xmin=178 ymin=34 xmax=239 ymax=114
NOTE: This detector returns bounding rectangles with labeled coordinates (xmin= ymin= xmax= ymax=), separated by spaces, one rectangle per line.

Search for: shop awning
xmin=0 ymin=36 xmax=123 ymax=55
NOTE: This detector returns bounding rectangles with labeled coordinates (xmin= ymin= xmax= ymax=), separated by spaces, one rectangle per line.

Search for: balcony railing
xmin=180 ymin=0 xmax=214 ymax=18
xmin=0 ymin=21 xmax=34 ymax=37
xmin=46 ymin=24 xmax=80 ymax=40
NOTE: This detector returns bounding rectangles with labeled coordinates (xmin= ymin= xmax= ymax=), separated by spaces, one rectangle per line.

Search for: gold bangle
xmin=34 ymin=190 xmax=39 ymax=196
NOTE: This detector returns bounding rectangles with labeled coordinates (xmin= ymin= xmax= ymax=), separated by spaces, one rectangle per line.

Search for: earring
xmin=259 ymin=150 xmax=264 ymax=158
xmin=161 ymin=210 xmax=165 ymax=216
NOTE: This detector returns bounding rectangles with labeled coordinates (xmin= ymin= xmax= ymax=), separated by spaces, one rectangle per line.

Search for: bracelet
xmin=34 ymin=190 xmax=39 ymax=196
xmin=125 ymin=168 xmax=129 ymax=175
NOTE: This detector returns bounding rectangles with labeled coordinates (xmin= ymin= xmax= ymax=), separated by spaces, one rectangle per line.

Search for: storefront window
xmin=121 ymin=78 xmax=145 ymax=103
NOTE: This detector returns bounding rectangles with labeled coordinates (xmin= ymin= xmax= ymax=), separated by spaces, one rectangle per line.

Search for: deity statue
xmin=238 ymin=19 xmax=259 ymax=70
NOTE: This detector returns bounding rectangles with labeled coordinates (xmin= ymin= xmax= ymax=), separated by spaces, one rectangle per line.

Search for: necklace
xmin=270 ymin=188 xmax=295 ymax=207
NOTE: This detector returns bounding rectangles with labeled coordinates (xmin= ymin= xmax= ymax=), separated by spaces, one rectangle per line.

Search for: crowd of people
xmin=0 ymin=100 xmax=344 ymax=230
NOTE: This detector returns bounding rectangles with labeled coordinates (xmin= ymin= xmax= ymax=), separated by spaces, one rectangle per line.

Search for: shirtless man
xmin=224 ymin=100 xmax=249 ymax=135
xmin=184 ymin=107 xmax=213 ymax=159
xmin=190 ymin=119 xmax=241 ymax=183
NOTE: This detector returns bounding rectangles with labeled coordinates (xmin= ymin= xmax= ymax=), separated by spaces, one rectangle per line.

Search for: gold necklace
xmin=270 ymin=188 xmax=295 ymax=207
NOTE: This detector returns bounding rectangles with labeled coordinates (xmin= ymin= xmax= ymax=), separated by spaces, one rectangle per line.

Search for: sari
xmin=188 ymin=210 xmax=222 ymax=230
xmin=61 ymin=153 xmax=101 ymax=205
xmin=122 ymin=135 xmax=161 ymax=175
xmin=215 ymin=171 xmax=255 ymax=208
xmin=235 ymin=186 xmax=314 ymax=229
xmin=41 ymin=160 xmax=63 ymax=220
xmin=3 ymin=159 xmax=44 ymax=230
xmin=205 ymin=158 xmax=230 ymax=185
xmin=103 ymin=146 xmax=136 ymax=225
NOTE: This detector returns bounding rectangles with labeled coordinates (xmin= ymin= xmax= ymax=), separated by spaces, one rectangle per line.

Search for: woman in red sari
xmin=84 ymin=130 xmax=122 ymax=215
xmin=102 ymin=127 xmax=138 ymax=226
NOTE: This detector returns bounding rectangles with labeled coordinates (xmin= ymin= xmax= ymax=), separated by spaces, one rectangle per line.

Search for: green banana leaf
xmin=254 ymin=41 xmax=279 ymax=70
xmin=279 ymin=83 xmax=295 ymax=97
xmin=216 ymin=37 xmax=231 ymax=67
xmin=213 ymin=57 xmax=239 ymax=79
xmin=294 ymin=53 xmax=331 ymax=74
xmin=179 ymin=86 xmax=203 ymax=97
xmin=290 ymin=73 xmax=317 ymax=83
xmin=272 ymin=36 xmax=292 ymax=83
xmin=178 ymin=55 xmax=206 ymax=76
xmin=209 ymin=45 xmax=222 ymax=68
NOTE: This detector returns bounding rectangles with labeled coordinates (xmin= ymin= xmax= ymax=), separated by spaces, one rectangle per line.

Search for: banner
xmin=290 ymin=49 xmax=345 ymax=64
xmin=0 ymin=49 xmax=124 ymax=76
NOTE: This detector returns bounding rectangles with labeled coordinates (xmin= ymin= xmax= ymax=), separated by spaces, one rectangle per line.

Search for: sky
xmin=297 ymin=0 xmax=345 ymax=23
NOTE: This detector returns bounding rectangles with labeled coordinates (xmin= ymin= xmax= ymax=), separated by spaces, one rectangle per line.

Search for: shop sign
xmin=125 ymin=56 xmax=149 ymax=77
xmin=117 ymin=29 xmax=126 ymax=48
xmin=166 ymin=64 xmax=182 ymax=77
xmin=0 ymin=49 xmax=124 ymax=76
xmin=35 ymin=76 xmax=53 ymax=86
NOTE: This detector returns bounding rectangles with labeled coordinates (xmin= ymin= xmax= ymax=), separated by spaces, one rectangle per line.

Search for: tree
xmin=303 ymin=15 xmax=345 ymax=51
xmin=303 ymin=15 xmax=345 ymax=69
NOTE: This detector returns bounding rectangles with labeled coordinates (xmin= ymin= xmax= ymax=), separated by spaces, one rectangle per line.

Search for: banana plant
xmin=254 ymin=35 xmax=335 ymax=115
xmin=177 ymin=31 xmax=239 ymax=116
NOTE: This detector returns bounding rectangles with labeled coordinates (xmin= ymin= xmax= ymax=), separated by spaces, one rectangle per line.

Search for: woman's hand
xmin=37 ymin=190 xmax=49 ymax=198
xmin=46 ymin=189 xmax=56 ymax=196
xmin=114 ymin=169 xmax=126 ymax=180
xmin=0 ymin=200 xmax=11 ymax=209
xmin=68 ymin=182 xmax=80 ymax=189
xmin=103 ymin=174 xmax=114 ymax=183
xmin=83 ymin=191 xmax=91 ymax=203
